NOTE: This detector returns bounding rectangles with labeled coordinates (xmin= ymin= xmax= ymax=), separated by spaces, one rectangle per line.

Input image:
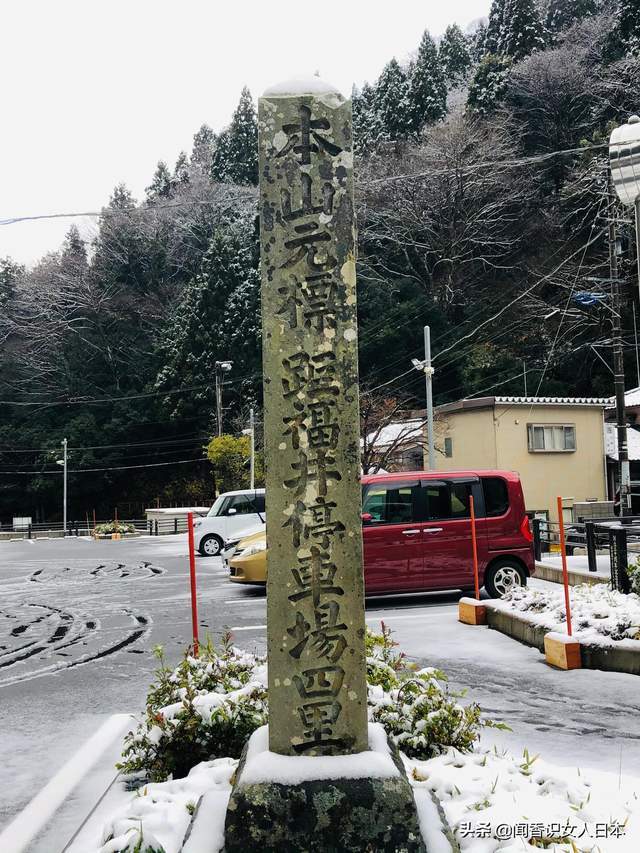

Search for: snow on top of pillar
xmin=263 ymin=75 xmax=342 ymax=96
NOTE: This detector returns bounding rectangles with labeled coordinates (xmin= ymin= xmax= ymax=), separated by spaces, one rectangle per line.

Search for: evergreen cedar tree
xmin=3 ymin=1 xmax=640 ymax=519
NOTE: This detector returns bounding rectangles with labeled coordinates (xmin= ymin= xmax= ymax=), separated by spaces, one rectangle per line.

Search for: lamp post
xmin=242 ymin=407 xmax=255 ymax=490
xmin=56 ymin=438 xmax=68 ymax=535
xmin=214 ymin=360 xmax=233 ymax=436
xmin=411 ymin=325 xmax=435 ymax=470
xmin=609 ymin=118 xmax=640 ymax=515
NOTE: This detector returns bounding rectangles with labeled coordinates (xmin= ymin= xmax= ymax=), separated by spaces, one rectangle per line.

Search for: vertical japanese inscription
xmin=259 ymin=81 xmax=368 ymax=756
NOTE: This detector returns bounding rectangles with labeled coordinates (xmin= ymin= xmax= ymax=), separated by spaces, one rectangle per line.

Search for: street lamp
xmin=56 ymin=438 xmax=68 ymax=535
xmin=610 ymin=115 xmax=640 ymax=298
xmin=241 ymin=407 xmax=255 ymax=490
xmin=608 ymin=120 xmax=639 ymax=515
xmin=214 ymin=361 xmax=233 ymax=436
xmin=411 ymin=325 xmax=435 ymax=470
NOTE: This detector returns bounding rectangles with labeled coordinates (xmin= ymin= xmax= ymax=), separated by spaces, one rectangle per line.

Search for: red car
xmin=361 ymin=469 xmax=534 ymax=598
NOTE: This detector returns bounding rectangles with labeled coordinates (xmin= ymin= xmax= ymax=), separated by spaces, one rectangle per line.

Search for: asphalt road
xmin=1 ymin=534 xmax=639 ymax=841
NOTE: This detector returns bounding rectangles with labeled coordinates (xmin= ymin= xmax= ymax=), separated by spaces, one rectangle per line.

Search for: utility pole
xmin=214 ymin=360 xmax=233 ymax=436
xmin=243 ymin=408 xmax=255 ymax=490
xmin=412 ymin=326 xmax=435 ymax=470
xmin=523 ymin=361 xmax=528 ymax=397
xmin=608 ymin=175 xmax=632 ymax=516
xmin=62 ymin=438 xmax=68 ymax=535
xmin=633 ymin=303 xmax=640 ymax=388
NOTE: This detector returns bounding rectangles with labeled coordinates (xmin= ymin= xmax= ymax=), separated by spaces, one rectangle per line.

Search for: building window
xmin=444 ymin=437 xmax=453 ymax=458
xmin=527 ymin=423 xmax=576 ymax=452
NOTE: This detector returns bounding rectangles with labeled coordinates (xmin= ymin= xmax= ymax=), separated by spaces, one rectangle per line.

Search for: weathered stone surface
xmin=223 ymin=735 xmax=430 ymax=853
xmin=258 ymin=80 xmax=367 ymax=756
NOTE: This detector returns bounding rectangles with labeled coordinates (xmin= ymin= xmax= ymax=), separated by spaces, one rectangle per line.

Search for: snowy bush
xmin=118 ymin=637 xmax=268 ymax=781
xmin=119 ymin=626 xmax=502 ymax=783
xmin=94 ymin=522 xmax=136 ymax=535
xmin=497 ymin=582 xmax=640 ymax=643
xmin=628 ymin=557 xmax=640 ymax=596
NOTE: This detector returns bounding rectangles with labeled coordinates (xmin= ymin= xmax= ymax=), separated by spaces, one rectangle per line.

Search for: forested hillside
xmin=2 ymin=0 xmax=640 ymax=522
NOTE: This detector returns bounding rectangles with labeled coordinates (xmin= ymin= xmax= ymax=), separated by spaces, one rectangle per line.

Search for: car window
xmin=228 ymin=495 xmax=259 ymax=515
xmin=207 ymin=495 xmax=226 ymax=517
xmin=362 ymin=482 xmax=417 ymax=525
xmin=482 ymin=477 xmax=509 ymax=517
xmin=425 ymin=482 xmax=471 ymax=520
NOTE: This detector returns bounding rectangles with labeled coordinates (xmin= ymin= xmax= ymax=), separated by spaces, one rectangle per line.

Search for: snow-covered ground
xmin=3 ymin=539 xmax=640 ymax=851
xmin=540 ymin=554 xmax=611 ymax=579
xmin=491 ymin=583 xmax=640 ymax=648
xmin=83 ymin=745 xmax=640 ymax=853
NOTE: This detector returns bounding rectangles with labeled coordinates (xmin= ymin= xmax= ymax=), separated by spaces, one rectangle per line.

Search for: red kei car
xmin=361 ymin=469 xmax=535 ymax=599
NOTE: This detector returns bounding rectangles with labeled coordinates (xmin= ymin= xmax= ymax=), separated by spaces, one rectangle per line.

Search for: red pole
xmin=556 ymin=496 xmax=573 ymax=636
xmin=187 ymin=512 xmax=200 ymax=656
xmin=470 ymin=494 xmax=480 ymax=601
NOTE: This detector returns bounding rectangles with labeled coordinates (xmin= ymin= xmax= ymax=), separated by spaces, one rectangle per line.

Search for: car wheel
xmin=199 ymin=534 xmax=223 ymax=557
xmin=484 ymin=559 xmax=526 ymax=598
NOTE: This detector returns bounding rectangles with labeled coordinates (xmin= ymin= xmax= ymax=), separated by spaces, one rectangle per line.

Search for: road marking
xmin=0 ymin=713 xmax=132 ymax=853
xmin=224 ymin=599 xmax=266 ymax=605
xmin=230 ymin=624 xmax=266 ymax=631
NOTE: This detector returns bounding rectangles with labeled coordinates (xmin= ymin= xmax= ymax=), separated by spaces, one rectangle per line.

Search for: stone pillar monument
xmin=258 ymin=77 xmax=368 ymax=756
xmin=221 ymin=77 xmax=442 ymax=853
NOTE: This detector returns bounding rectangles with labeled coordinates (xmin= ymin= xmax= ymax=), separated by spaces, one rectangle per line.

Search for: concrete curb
xmin=485 ymin=604 xmax=640 ymax=676
xmin=534 ymin=561 xmax=608 ymax=587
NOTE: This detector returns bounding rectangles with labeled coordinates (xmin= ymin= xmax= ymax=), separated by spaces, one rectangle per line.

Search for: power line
xmin=368 ymin=143 xmax=608 ymax=186
xmin=0 ymin=434 xmax=209 ymax=453
xmin=0 ymin=190 xmax=257 ymax=227
xmin=0 ymin=458 xmax=207 ymax=475
xmin=0 ymin=144 xmax=608 ymax=229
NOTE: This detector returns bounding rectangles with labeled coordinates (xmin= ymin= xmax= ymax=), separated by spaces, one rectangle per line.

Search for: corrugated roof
xmin=494 ymin=396 xmax=609 ymax=406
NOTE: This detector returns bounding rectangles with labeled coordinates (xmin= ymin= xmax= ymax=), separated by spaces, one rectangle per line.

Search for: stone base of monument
xmin=221 ymin=723 xmax=458 ymax=853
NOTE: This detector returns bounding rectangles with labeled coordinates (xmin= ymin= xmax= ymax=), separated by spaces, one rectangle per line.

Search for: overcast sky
xmin=0 ymin=0 xmax=488 ymax=266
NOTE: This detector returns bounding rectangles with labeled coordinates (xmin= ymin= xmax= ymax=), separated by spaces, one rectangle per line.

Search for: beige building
xmin=433 ymin=396 xmax=609 ymax=524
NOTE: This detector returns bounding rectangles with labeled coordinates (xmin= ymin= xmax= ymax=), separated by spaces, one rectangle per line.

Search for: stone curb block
xmin=534 ymin=561 xmax=607 ymax=587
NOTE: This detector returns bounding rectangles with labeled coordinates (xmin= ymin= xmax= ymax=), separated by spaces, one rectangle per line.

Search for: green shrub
xmin=118 ymin=636 xmax=267 ymax=781
xmin=120 ymin=627 xmax=504 ymax=782
xmin=628 ymin=558 xmax=640 ymax=596
xmin=95 ymin=521 xmax=135 ymax=534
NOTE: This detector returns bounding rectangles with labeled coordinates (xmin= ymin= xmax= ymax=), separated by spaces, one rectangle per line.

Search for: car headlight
xmin=238 ymin=541 xmax=267 ymax=558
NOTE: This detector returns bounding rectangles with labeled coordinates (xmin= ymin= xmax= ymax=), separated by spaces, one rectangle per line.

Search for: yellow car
xmin=228 ymin=529 xmax=267 ymax=584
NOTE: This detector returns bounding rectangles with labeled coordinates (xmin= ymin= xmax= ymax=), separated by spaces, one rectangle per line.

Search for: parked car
xmin=227 ymin=470 xmax=535 ymax=597
xmin=194 ymin=489 xmax=265 ymax=556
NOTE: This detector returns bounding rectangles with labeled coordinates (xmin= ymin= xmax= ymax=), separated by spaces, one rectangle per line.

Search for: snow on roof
xmin=494 ymin=396 xmax=609 ymax=406
xmin=604 ymin=422 xmax=640 ymax=461
xmin=366 ymin=419 xmax=424 ymax=449
xmin=608 ymin=386 xmax=640 ymax=408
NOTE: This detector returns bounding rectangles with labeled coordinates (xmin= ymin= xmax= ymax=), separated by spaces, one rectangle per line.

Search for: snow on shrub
xmin=94 ymin=522 xmax=136 ymax=535
xmin=118 ymin=635 xmax=268 ymax=781
xmin=120 ymin=625 xmax=503 ymax=783
xmin=628 ymin=558 xmax=640 ymax=596
xmin=495 ymin=583 xmax=640 ymax=644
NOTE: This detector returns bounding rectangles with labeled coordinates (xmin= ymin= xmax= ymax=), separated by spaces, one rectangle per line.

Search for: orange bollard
xmin=544 ymin=497 xmax=581 ymax=669
xmin=458 ymin=493 xmax=486 ymax=625
xmin=470 ymin=494 xmax=480 ymax=601
xmin=556 ymin=496 xmax=572 ymax=636
xmin=187 ymin=512 xmax=200 ymax=656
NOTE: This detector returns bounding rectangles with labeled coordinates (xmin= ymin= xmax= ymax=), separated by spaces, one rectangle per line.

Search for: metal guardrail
xmin=0 ymin=515 xmax=205 ymax=539
xmin=531 ymin=515 xmax=640 ymax=593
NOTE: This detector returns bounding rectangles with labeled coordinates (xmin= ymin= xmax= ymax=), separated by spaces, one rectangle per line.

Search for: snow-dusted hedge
xmin=94 ymin=522 xmax=136 ymax=535
xmin=119 ymin=625 xmax=501 ymax=782
xmin=493 ymin=583 xmax=640 ymax=645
